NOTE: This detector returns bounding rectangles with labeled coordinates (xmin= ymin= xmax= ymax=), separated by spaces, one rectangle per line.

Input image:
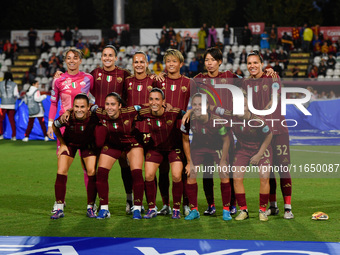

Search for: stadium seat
xmin=325 ymin=75 xmax=332 ymax=80
xmin=313 ymin=56 xmax=321 ymax=65
xmin=1 ymin=53 xmax=5 ymax=60
xmin=253 ymin=45 xmax=260 ymax=51
xmin=94 ymin=58 xmax=101 ymax=66
xmin=245 ymin=45 xmax=252 ymax=52
xmin=233 ymin=63 xmax=239 ymax=71
xmin=317 ymin=75 xmax=324 ymax=80
xmin=50 ymin=47 xmax=58 ymax=54
xmin=187 ymin=52 xmax=195 ymax=59
xmin=326 ymin=69 xmax=334 ymax=76
xmin=234 ymin=57 xmax=240 ymax=64
xmin=240 ymin=63 xmax=247 ymax=71
xmin=334 ymin=69 xmax=340 ymax=76
xmin=219 ymin=63 xmax=227 ymax=72
xmin=226 ymin=63 xmax=233 ymax=71
xmin=41 ymin=77 xmax=49 ymax=84
xmin=332 ymin=75 xmax=340 ymax=80
xmin=190 ymin=45 xmax=197 ymax=52
xmin=86 ymin=58 xmax=94 ymax=65
xmin=83 ymin=64 xmax=91 ymax=72
xmin=35 ymin=77 xmax=42 ymax=84
xmin=231 ymin=45 xmax=238 ymax=53
xmin=95 ymin=52 xmax=102 ymax=59
xmin=90 ymin=64 xmax=97 ymax=70
xmin=224 ymin=45 xmax=231 ymax=53
xmin=335 ymin=63 xmax=340 ymax=69
xmin=40 ymin=52 xmax=49 ymax=60
xmin=57 ymin=47 xmax=64 ymax=53
xmin=140 ymin=46 xmax=147 ymax=52
xmin=238 ymin=45 xmax=245 ymax=52
xmin=0 ymin=71 xmax=4 ymax=78
xmin=0 ymin=65 xmax=8 ymax=72
xmin=4 ymin=59 xmax=12 ymax=66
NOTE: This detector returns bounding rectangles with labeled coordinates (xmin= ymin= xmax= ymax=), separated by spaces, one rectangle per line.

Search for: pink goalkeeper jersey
xmin=49 ymin=71 xmax=94 ymax=119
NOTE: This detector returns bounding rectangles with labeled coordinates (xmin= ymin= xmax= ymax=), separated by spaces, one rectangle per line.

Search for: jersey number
xmin=276 ymin=145 xmax=288 ymax=156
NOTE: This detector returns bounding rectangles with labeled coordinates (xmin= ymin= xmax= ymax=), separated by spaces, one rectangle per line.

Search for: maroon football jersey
xmin=90 ymin=66 xmax=131 ymax=107
xmin=156 ymin=75 xmax=191 ymax=111
xmin=138 ymin=107 xmax=183 ymax=150
xmin=242 ymin=73 xmax=288 ymax=135
xmin=95 ymin=106 xmax=140 ymax=147
xmin=54 ymin=112 xmax=98 ymax=148
xmin=232 ymin=114 xmax=272 ymax=152
xmin=194 ymin=71 xmax=241 ymax=112
xmin=125 ymin=75 xmax=157 ymax=106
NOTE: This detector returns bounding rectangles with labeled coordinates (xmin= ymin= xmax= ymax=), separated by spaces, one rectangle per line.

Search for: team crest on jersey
xmin=221 ymin=78 xmax=226 ymax=83
xmin=124 ymin=120 xmax=129 ymax=125
xmin=272 ymin=82 xmax=280 ymax=89
xmin=103 ymin=146 xmax=108 ymax=152
xmin=113 ymin=123 xmax=118 ymax=129
xmin=240 ymin=126 xmax=244 ymax=131
xmin=170 ymin=85 xmax=176 ymax=91
xmin=254 ymin=86 xmax=259 ymax=92
xmin=156 ymin=120 xmax=161 ymax=127
xmin=166 ymin=120 xmax=173 ymax=125
xmin=202 ymin=78 xmax=207 ymax=83
xmin=181 ymin=86 xmax=187 ymax=92
xmin=146 ymin=152 xmax=151 ymax=159
xmin=202 ymin=128 xmax=206 ymax=134
xmin=117 ymin=77 xmax=123 ymax=83
xmin=71 ymin=82 xmax=76 ymax=89
xmin=263 ymin=85 xmax=268 ymax=91
xmin=80 ymin=126 xmax=84 ymax=131
xmin=210 ymin=79 xmax=215 ymax=85
xmin=137 ymin=85 xmax=143 ymax=91
xmin=128 ymin=82 xmax=133 ymax=90
xmin=51 ymin=90 xmax=55 ymax=96
xmin=147 ymin=85 xmax=153 ymax=92
xmin=107 ymin=76 xmax=112 ymax=82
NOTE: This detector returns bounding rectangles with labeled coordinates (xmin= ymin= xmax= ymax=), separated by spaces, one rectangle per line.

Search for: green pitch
xmin=0 ymin=141 xmax=339 ymax=242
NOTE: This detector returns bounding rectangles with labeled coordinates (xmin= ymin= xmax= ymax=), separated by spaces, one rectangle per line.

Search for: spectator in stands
xmin=180 ymin=63 xmax=189 ymax=76
xmin=159 ymin=34 xmax=167 ymax=52
xmin=262 ymin=49 xmax=271 ymax=62
xmin=184 ymin=33 xmax=192 ymax=53
xmin=53 ymin=28 xmax=63 ymax=47
xmin=292 ymin=25 xmax=300 ymax=49
xmin=326 ymin=54 xmax=336 ymax=69
xmin=49 ymin=62 xmax=58 ymax=78
xmin=160 ymin=25 xmax=168 ymax=41
xmin=329 ymin=90 xmax=336 ymax=99
xmin=197 ymin=27 xmax=207 ymax=51
xmin=323 ymin=36 xmax=332 ymax=46
xmin=312 ymin=89 xmax=319 ymax=100
xmin=39 ymin=40 xmax=50 ymax=54
xmin=76 ymin=39 xmax=85 ymax=50
xmin=27 ymin=27 xmax=37 ymax=53
xmin=227 ymin=48 xmax=235 ymax=64
xmin=155 ymin=47 xmax=163 ymax=63
xmin=36 ymin=63 xmax=47 ymax=78
xmin=215 ymin=38 xmax=224 ymax=52
xmin=318 ymin=60 xmax=327 ymax=76
xmin=302 ymin=24 xmax=313 ymax=52
xmin=292 ymin=64 xmax=299 ymax=79
xmin=176 ymin=31 xmax=182 ymax=47
xmin=48 ymin=52 xmax=59 ymax=65
xmin=3 ymin=40 xmax=12 ymax=60
xmin=281 ymin=32 xmax=292 ymax=53
xmin=241 ymin=25 xmax=252 ymax=45
xmin=189 ymin=57 xmax=199 ymax=77
xmin=167 ymin=27 xmax=176 ymax=44
xmin=313 ymin=41 xmax=322 ymax=57
xmin=312 ymin=24 xmax=320 ymax=39
xmin=260 ymin=30 xmax=270 ymax=50
xmin=312 ymin=35 xmax=322 ymax=48
xmin=273 ymin=60 xmax=283 ymax=77
xmin=169 ymin=35 xmax=178 ymax=49
xmin=321 ymin=41 xmax=329 ymax=56
xmin=308 ymin=65 xmax=318 ymax=80
xmin=269 ymin=48 xmax=278 ymax=63
xmin=223 ymin=24 xmax=231 ymax=47
xmin=328 ymin=43 xmax=337 ymax=55
xmin=153 ymin=61 xmax=163 ymax=75
xmin=57 ymin=62 xmax=66 ymax=73
xmin=82 ymin=44 xmax=91 ymax=59
xmin=203 ymin=23 xmax=209 ymax=48
xmin=41 ymin=58 xmax=49 ymax=69
xmin=64 ymin=26 xmax=73 ymax=47
xmin=320 ymin=91 xmax=328 ymax=99
xmin=12 ymin=40 xmax=19 ymax=55
xmin=108 ymin=25 xmax=118 ymax=45
xmin=278 ymin=48 xmax=288 ymax=69
xmin=239 ymin=48 xmax=247 ymax=64
xmin=73 ymin=26 xmax=82 ymax=46
xmin=269 ymin=28 xmax=277 ymax=50
xmin=208 ymin=25 xmax=217 ymax=48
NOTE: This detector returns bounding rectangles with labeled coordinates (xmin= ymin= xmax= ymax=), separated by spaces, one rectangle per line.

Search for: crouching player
xmin=51 ymin=93 xmax=98 ymax=219
xmin=139 ymin=88 xmax=184 ymax=219
xmin=232 ymin=96 xmax=273 ymax=221
xmin=181 ymin=93 xmax=232 ymax=221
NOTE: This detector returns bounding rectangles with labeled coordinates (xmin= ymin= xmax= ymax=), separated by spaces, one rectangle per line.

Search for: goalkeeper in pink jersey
xmin=47 ymin=48 xmax=94 ymax=213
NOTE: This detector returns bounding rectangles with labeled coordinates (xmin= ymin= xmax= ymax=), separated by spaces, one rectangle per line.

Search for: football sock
xmin=221 ymin=182 xmax=231 ymax=210
xmin=145 ymin=180 xmax=156 ymax=209
xmin=83 ymin=168 xmax=89 ymax=189
xmin=121 ymin=166 xmax=133 ymax=195
xmin=259 ymin=193 xmax=270 ymax=212
xmin=172 ymin=181 xmax=183 ymax=210
xmin=159 ymin=171 xmax=170 ymax=206
xmin=229 ymin=177 xmax=237 ymax=206
xmin=235 ymin=193 xmax=247 ymax=211
xmin=203 ymin=178 xmax=214 ymax=206
xmin=131 ymin=169 xmax=144 ymax=206
xmin=55 ymin=174 xmax=67 ymax=205
xmin=101 ymin=205 xmax=109 ymax=211
xmin=96 ymin=167 xmax=110 ymax=205
xmin=87 ymin=175 xmax=97 ymax=205
xmin=185 ymin=182 xmax=198 ymax=209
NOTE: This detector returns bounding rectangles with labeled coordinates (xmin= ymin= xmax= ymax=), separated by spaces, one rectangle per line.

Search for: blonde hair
xmin=163 ymin=49 xmax=184 ymax=63
xmin=63 ymin=47 xmax=84 ymax=60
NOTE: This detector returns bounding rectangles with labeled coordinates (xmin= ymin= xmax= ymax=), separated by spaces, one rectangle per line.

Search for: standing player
xmin=47 ymin=48 xmax=94 ymax=213
xmin=232 ymin=95 xmax=273 ymax=221
xmin=181 ymin=93 xmax=232 ymax=221
xmin=51 ymin=94 xmax=98 ymax=219
xmin=139 ymin=88 xmax=184 ymax=219
xmin=93 ymin=92 xmax=145 ymax=219
xmin=243 ymin=50 xmax=293 ymax=219
xmin=155 ymin=49 xmax=191 ymax=216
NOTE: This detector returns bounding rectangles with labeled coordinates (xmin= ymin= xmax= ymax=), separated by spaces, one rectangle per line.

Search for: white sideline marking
xmin=291 ymin=149 xmax=340 ymax=154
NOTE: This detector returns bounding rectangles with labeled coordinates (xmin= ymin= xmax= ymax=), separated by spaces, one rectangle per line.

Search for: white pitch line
xmin=291 ymin=149 xmax=340 ymax=154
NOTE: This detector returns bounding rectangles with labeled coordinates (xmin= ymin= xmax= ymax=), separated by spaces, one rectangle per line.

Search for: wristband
xmin=48 ymin=120 xmax=53 ymax=127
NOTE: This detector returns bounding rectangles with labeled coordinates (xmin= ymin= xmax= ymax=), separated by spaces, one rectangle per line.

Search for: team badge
xmin=117 ymin=77 xmax=123 ymax=83
xmin=113 ymin=123 xmax=118 ymax=129
xmin=240 ymin=126 xmax=244 ymax=131
xmin=80 ymin=81 xmax=86 ymax=86
xmin=124 ymin=120 xmax=129 ymax=125
xmin=146 ymin=152 xmax=151 ymax=159
xmin=147 ymin=85 xmax=153 ymax=92
xmin=170 ymin=85 xmax=176 ymax=91
xmin=99 ymin=73 xmax=102 ymax=76
xmin=210 ymin=79 xmax=215 ymax=85
xmin=137 ymin=85 xmax=143 ymax=91
xmin=202 ymin=128 xmax=206 ymax=134
xmin=156 ymin=120 xmax=161 ymax=127
xmin=103 ymin=146 xmax=108 ymax=152
xmin=272 ymin=82 xmax=280 ymax=89
xmin=166 ymin=120 xmax=173 ymax=125
xmin=181 ymin=86 xmax=187 ymax=92
xmin=107 ymin=76 xmax=112 ymax=82
xmin=263 ymin=85 xmax=268 ymax=91
xmin=262 ymin=125 xmax=270 ymax=133
xmin=51 ymin=90 xmax=55 ymax=96
xmin=254 ymin=86 xmax=259 ymax=92
xmin=80 ymin=126 xmax=84 ymax=131
xmin=221 ymin=78 xmax=226 ymax=84
xmin=128 ymin=82 xmax=132 ymax=90
xmin=202 ymin=78 xmax=207 ymax=84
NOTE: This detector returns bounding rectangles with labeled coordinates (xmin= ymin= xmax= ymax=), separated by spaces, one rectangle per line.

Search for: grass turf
xmin=0 ymin=141 xmax=339 ymax=242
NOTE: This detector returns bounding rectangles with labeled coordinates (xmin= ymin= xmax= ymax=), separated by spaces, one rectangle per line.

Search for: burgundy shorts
xmin=60 ymin=146 xmax=95 ymax=158
xmin=272 ymin=133 xmax=290 ymax=165
xmin=191 ymin=149 xmax=220 ymax=166
xmin=233 ymin=146 xmax=272 ymax=167
xmin=145 ymin=148 xmax=183 ymax=164
xmin=101 ymin=143 xmax=142 ymax=159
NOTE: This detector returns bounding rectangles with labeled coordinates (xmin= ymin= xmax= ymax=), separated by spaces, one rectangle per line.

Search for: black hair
xmin=204 ymin=47 xmax=223 ymax=62
xmin=103 ymin=45 xmax=118 ymax=56
xmin=105 ymin=92 xmax=125 ymax=105
xmin=3 ymin=72 xmax=13 ymax=97
xmin=247 ymin=50 xmax=263 ymax=63
xmin=150 ymin=87 xmax=165 ymax=99
xmin=74 ymin=93 xmax=89 ymax=106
